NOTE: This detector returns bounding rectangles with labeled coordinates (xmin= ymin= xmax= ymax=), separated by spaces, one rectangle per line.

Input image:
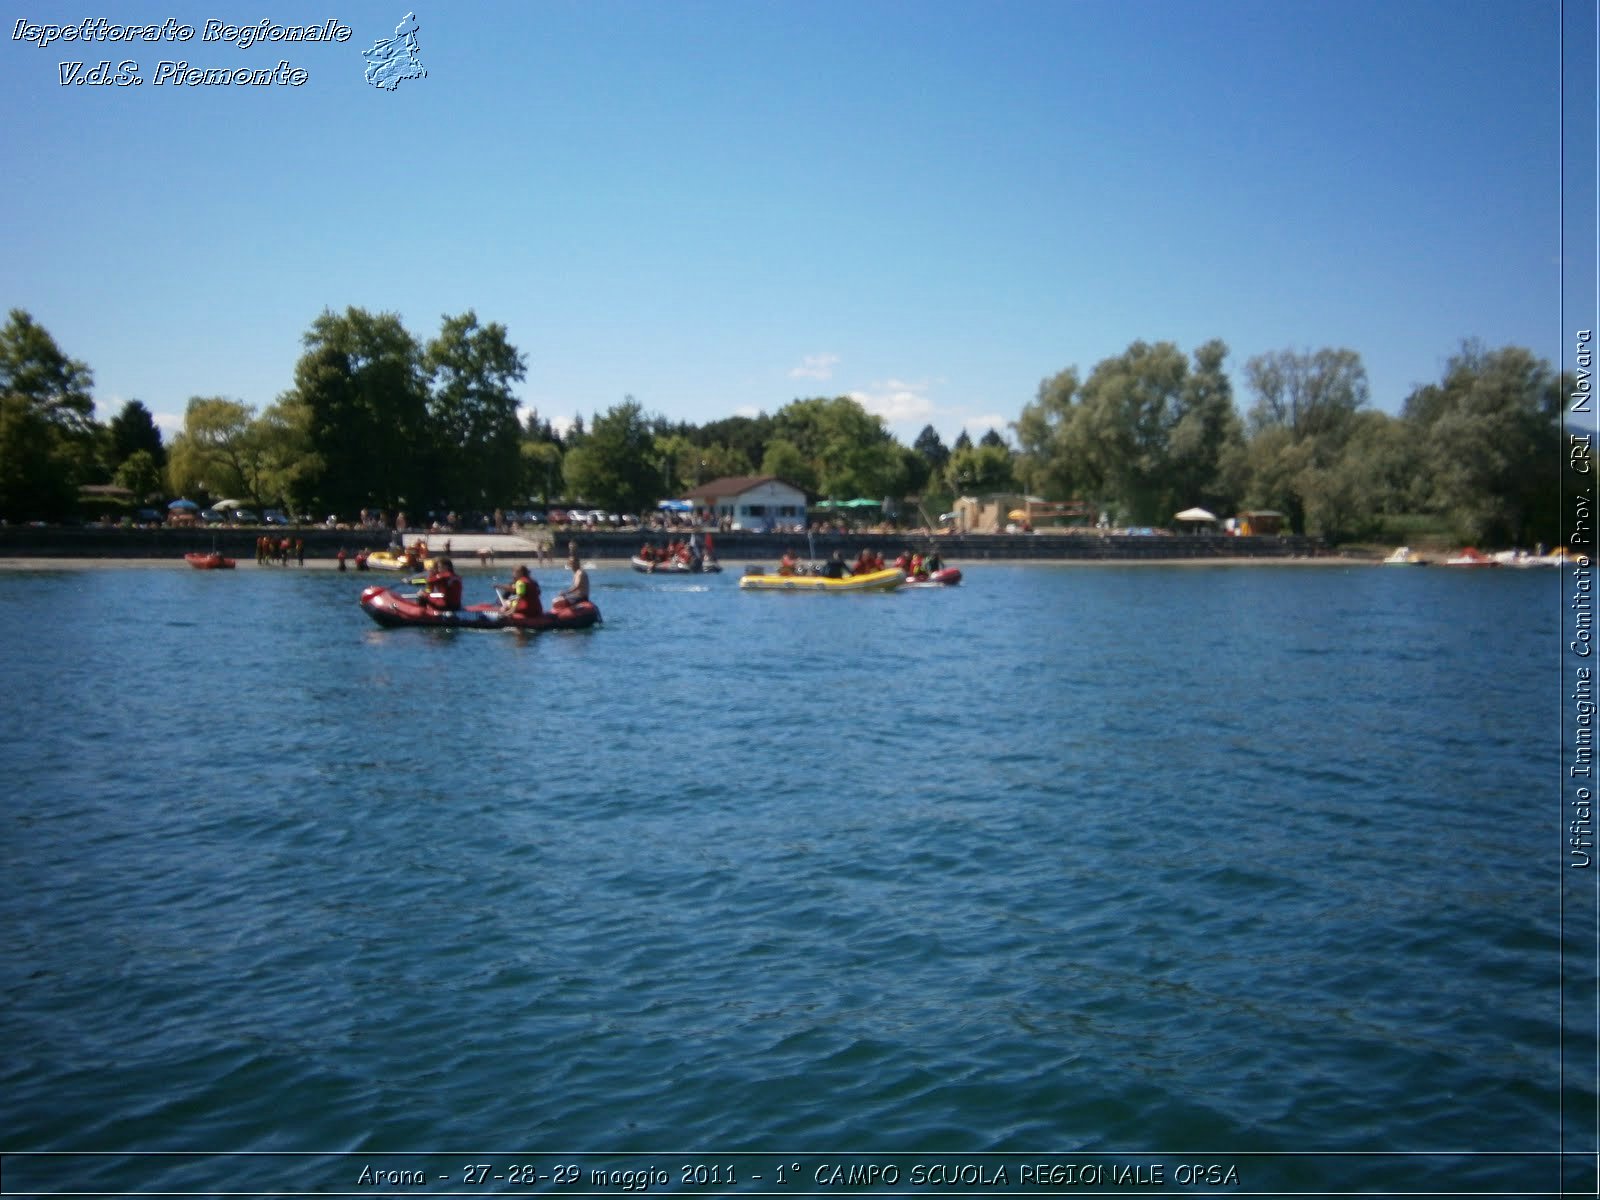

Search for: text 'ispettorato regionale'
xmin=13 ymin=17 xmax=353 ymax=87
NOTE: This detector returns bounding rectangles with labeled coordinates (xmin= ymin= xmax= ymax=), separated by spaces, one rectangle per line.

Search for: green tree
xmin=1403 ymin=342 xmax=1564 ymax=545
xmin=654 ymin=435 xmax=751 ymax=491
xmin=1241 ymin=347 xmax=1370 ymax=534
xmin=895 ymin=443 xmax=932 ymax=498
xmin=945 ymin=441 xmax=1014 ymax=495
xmin=0 ymin=310 xmax=99 ymax=513
xmin=697 ymin=442 xmax=754 ymax=483
xmin=561 ymin=397 xmax=660 ymax=513
xmin=771 ymin=396 xmax=900 ymax=499
xmin=521 ymin=440 xmax=564 ymax=506
xmin=0 ymin=309 xmax=95 ymax=436
xmin=277 ymin=307 xmax=429 ymax=516
xmin=1167 ymin=339 xmax=1244 ymax=515
xmin=425 ymin=310 xmax=527 ymax=510
xmin=760 ymin=438 xmax=816 ymax=493
xmin=697 ymin=414 xmax=773 ymax=467
xmin=1012 ymin=367 xmax=1085 ymax=501
xmin=112 ymin=448 xmax=165 ymax=502
xmin=1245 ymin=347 xmax=1368 ymax=441
xmin=166 ymin=397 xmax=262 ymax=505
xmin=912 ymin=424 xmax=950 ymax=476
xmin=0 ymin=395 xmax=78 ymax=520
xmin=1014 ymin=341 xmax=1244 ymax=525
xmin=105 ymin=400 xmax=166 ymax=476
xmin=252 ymin=398 xmax=320 ymax=515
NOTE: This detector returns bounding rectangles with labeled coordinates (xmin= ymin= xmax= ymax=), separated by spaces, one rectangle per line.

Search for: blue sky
xmin=1 ymin=0 xmax=1592 ymax=449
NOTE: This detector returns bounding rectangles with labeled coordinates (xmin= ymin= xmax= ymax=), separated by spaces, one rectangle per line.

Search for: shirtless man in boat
xmin=553 ymin=553 xmax=589 ymax=610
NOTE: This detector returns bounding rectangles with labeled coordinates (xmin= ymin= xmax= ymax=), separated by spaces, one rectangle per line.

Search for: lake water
xmin=0 ymin=562 xmax=1591 ymax=1197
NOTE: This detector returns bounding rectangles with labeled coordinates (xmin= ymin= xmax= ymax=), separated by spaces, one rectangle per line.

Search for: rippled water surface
xmin=0 ymin=562 xmax=1586 ymax=1196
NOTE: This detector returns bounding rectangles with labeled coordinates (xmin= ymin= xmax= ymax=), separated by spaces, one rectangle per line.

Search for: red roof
xmin=682 ymin=475 xmax=803 ymax=500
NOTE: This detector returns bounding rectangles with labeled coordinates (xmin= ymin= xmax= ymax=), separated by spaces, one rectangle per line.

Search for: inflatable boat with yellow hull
xmin=738 ymin=567 xmax=905 ymax=592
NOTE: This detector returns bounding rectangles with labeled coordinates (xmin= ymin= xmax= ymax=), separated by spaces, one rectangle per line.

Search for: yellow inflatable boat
xmin=738 ymin=566 xmax=905 ymax=592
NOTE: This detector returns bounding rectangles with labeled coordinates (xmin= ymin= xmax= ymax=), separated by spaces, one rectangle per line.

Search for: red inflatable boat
xmin=184 ymin=552 xmax=236 ymax=569
xmin=359 ymin=585 xmax=601 ymax=631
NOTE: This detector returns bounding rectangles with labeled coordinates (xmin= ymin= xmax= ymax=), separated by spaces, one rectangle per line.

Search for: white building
xmin=684 ymin=476 xmax=808 ymax=532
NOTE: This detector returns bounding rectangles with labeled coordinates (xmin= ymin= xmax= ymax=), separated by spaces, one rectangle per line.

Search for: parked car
xmin=263 ymin=510 xmax=290 ymax=526
xmin=199 ymin=508 xmax=226 ymax=524
xmin=234 ymin=509 xmax=258 ymax=524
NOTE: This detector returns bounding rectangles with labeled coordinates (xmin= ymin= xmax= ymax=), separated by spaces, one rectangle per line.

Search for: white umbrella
xmin=213 ymin=499 xmax=245 ymax=511
xmin=1175 ymin=507 xmax=1217 ymax=522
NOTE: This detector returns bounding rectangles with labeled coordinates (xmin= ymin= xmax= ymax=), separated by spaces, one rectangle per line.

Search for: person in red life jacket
xmin=425 ymin=558 xmax=463 ymax=611
xmin=501 ymin=564 xmax=541 ymax=617
xmin=778 ymin=548 xmax=800 ymax=576
xmin=853 ymin=547 xmax=876 ymax=575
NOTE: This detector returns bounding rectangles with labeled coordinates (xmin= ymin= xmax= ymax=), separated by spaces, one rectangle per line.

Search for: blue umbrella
xmin=167 ymin=498 xmax=200 ymax=511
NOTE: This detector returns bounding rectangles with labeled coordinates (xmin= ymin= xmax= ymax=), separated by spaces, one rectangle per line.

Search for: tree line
xmin=0 ymin=305 xmax=1575 ymax=547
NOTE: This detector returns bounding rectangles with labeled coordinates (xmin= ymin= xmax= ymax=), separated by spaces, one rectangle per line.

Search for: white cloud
xmin=849 ymin=379 xmax=936 ymax=427
xmin=788 ymin=353 xmax=840 ymax=381
xmin=733 ymin=405 xmax=762 ymax=419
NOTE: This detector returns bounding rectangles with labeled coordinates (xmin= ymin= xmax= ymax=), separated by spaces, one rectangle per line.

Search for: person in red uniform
xmin=501 ymin=564 xmax=541 ymax=617
xmin=425 ymin=558 xmax=463 ymax=611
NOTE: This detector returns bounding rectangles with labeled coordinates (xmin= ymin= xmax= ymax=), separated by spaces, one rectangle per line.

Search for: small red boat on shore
xmin=184 ymin=552 xmax=236 ymax=569
xmin=359 ymin=585 xmax=601 ymax=631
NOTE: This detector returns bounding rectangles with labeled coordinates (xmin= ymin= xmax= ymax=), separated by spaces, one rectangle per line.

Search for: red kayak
xmin=904 ymin=567 xmax=962 ymax=587
xmin=185 ymin=552 xmax=236 ymax=569
xmin=359 ymin=585 xmax=601 ymax=631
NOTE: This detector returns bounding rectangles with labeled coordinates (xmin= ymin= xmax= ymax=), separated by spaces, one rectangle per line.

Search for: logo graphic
xmin=362 ymin=11 xmax=425 ymax=91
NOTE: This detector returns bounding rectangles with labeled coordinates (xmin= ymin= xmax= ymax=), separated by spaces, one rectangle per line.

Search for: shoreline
xmin=0 ymin=555 xmax=1370 ymax=572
